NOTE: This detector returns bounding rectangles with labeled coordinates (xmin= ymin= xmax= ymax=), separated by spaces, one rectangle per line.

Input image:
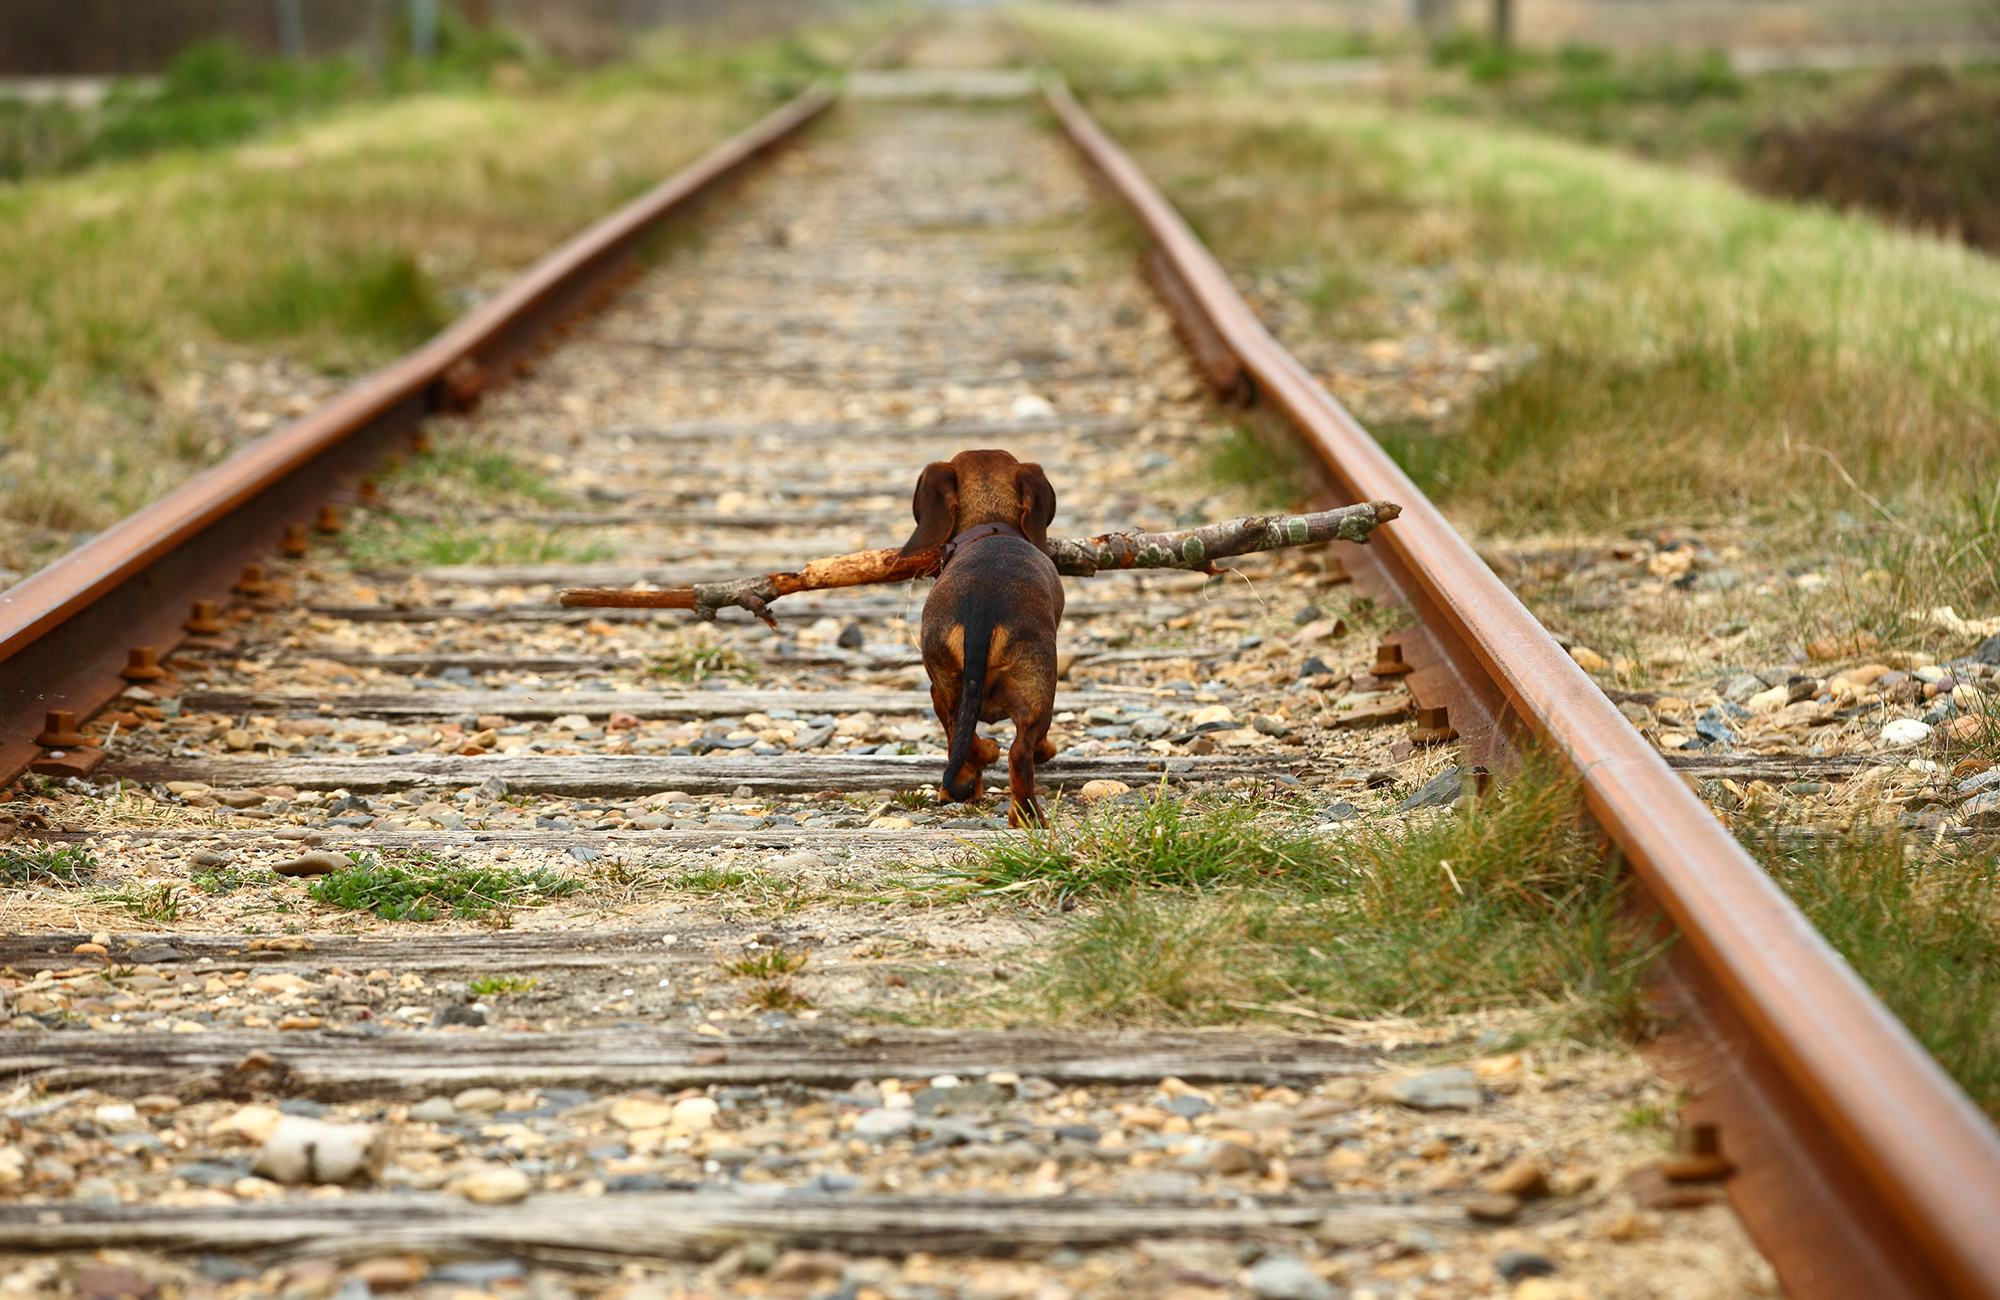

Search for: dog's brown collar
xmin=942 ymin=521 xmax=1025 ymax=564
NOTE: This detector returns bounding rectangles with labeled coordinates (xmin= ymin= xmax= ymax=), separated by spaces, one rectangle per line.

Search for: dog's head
xmin=899 ymin=449 xmax=1056 ymax=557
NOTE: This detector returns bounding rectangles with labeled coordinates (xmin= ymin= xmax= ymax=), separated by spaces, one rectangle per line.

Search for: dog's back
xmin=899 ymin=450 xmax=1065 ymax=824
xmin=924 ymin=533 xmax=1064 ymax=724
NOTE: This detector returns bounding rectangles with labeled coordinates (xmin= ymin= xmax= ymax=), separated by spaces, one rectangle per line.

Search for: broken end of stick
xmin=1371 ymin=500 xmax=1402 ymax=523
xmin=734 ymin=592 xmax=778 ymax=629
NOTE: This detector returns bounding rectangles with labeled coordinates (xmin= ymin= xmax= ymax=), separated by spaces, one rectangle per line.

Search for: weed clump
xmin=333 ymin=436 xmax=599 ymax=568
xmin=0 ymin=842 xmax=95 ymax=885
xmin=206 ymin=248 xmax=448 ymax=351
xmin=1748 ymin=823 xmax=2000 ymax=1117
xmin=719 ymin=948 xmax=810 ymax=979
xmin=1204 ymin=425 xmax=1312 ymax=511
xmin=388 ymin=442 xmax=560 ymax=504
xmin=89 ymin=882 xmax=181 ymax=923
xmin=192 ymin=865 xmax=246 ymax=895
xmin=972 ymin=767 xmax=1656 ymax=1039
xmin=744 ymin=980 xmax=814 ymax=1011
xmin=309 ymin=851 xmax=580 ymax=922
xmin=645 ymin=643 xmax=758 ymax=685
xmin=469 ymin=974 xmax=540 ymax=996
xmin=341 ymin=515 xmax=610 ymax=569
xmin=718 ymin=945 xmax=814 ymax=1011
xmin=951 ymin=789 xmax=1321 ymax=898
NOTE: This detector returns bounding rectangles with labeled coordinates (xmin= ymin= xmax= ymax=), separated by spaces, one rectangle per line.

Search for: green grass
xmin=670 ymin=865 xmax=759 ymax=893
xmin=968 ymin=767 xmax=1657 ymax=1039
xmin=0 ymin=842 xmax=95 ymax=885
xmin=718 ymin=941 xmax=813 ymax=1010
xmin=386 ymin=440 xmax=561 ymax=503
xmin=1203 ymin=424 xmax=1312 ymax=511
xmin=342 ymin=515 xmax=611 ymax=569
xmin=468 ymin=973 xmax=540 ymax=996
xmin=718 ymin=947 xmax=810 ymax=979
xmin=206 ymin=247 xmax=448 ymax=351
xmin=1749 ymin=823 xmax=2000 ymax=1117
xmin=1 ymin=15 xmax=585 ymax=185
xmin=307 ymin=850 xmax=580 ymax=922
xmin=0 ymin=40 xmax=362 ymax=182
xmin=1057 ymin=80 xmax=2000 ymax=655
xmin=947 ymin=787 xmax=1323 ymax=900
xmin=338 ymin=436 xmax=597 ymax=567
xmin=1420 ymin=37 xmax=1751 ymax=159
xmin=644 ymin=644 xmax=759 ymax=684
xmin=0 ymin=9 xmax=900 ymax=580
xmin=192 ymin=865 xmax=246 ymax=895
xmin=1013 ymin=1 xmax=1379 ymax=93
xmin=88 ymin=882 xmax=181 ymax=922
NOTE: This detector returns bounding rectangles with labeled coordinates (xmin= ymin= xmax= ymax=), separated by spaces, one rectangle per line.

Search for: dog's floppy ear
xmin=900 ymin=462 xmax=959 ymax=556
xmin=1016 ymin=461 xmax=1057 ymax=550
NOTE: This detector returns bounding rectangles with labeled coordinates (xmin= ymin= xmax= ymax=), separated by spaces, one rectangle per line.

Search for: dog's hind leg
xmin=989 ymin=677 xmax=1054 ymax=827
xmin=929 ymin=680 xmax=997 ymax=802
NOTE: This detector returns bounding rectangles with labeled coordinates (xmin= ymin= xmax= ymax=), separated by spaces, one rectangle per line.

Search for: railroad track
xmin=2 ymin=16 xmax=1998 ymax=1300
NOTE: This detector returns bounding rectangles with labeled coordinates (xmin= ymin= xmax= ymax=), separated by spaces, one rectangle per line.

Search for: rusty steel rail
xmin=1042 ymin=80 xmax=2000 ymax=1300
xmin=0 ymin=83 xmax=835 ymax=791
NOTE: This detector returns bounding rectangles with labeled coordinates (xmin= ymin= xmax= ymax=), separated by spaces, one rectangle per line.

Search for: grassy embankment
xmin=1003 ymin=5 xmax=2000 ymax=1115
xmin=0 ymin=15 xmax=893 ymax=579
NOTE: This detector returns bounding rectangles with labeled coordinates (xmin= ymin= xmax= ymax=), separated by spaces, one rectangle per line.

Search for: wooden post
xmin=411 ymin=0 xmax=439 ymax=60
xmin=275 ymin=0 xmax=306 ymax=61
xmin=1492 ymin=0 xmax=1514 ymax=48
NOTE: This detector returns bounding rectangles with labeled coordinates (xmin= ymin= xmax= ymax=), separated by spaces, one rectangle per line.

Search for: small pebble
xmin=1496 ymin=1249 xmax=1557 ymax=1281
xmin=452 ymin=1087 xmax=505 ymax=1114
xmin=458 ymin=1165 xmax=532 ymax=1204
xmin=272 ymin=850 xmax=348 ymax=877
xmin=1247 ymin=1252 xmax=1337 ymax=1300
xmin=1386 ymin=1068 xmax=1481 ymax=1111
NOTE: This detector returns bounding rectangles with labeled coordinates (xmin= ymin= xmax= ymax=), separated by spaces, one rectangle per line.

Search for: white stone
xmin=458 ymin=1164 xmax=532 ymax=1204
xmin=852 ymin=1107 xmax=915 ymax=1140
xmin=209 ymin=1104 xmax=284 ymax=1144
xmin=1745 ymin=685 xmax=1788 ymax=715
xmin=251 ymin=1117 xmax=386 ymax=1185
xmin=452 ymin=1087 xmax=505 ymax=1113
xmin=608 ymin=1097 xmax=676 ymax=1129
xmin=1880 ymin=719 xmax=1932 ymax=748
xmin=92 ymin=1103 xmax=139 ymax=1130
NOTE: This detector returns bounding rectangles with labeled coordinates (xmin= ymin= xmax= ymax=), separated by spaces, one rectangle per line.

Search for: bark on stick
xmin=557 ymin=499 xmax=1399 ymax=624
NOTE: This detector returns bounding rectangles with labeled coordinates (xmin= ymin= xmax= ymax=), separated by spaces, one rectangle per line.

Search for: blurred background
xmin=0 ymin=1 xmax=832 ymax=74
xmin=0 ymin=0 xmax=1996 ymax=589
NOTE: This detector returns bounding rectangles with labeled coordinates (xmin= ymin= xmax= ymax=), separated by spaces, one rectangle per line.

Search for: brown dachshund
xmin=899 ymin=449 xmax=1064 ymax=826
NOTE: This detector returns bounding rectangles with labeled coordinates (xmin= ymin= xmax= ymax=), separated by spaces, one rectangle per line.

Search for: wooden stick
xmin=558 ymin=499 xmax=1399 ymax=624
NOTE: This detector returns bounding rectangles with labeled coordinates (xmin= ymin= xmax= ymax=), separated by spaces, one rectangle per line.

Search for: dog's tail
xmin=941 ymin=611 xmax=995 ymax=803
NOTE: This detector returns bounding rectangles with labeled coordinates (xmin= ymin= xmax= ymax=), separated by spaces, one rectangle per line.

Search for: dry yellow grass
xmin=0 ymin=13 xmax=902 ymax=582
